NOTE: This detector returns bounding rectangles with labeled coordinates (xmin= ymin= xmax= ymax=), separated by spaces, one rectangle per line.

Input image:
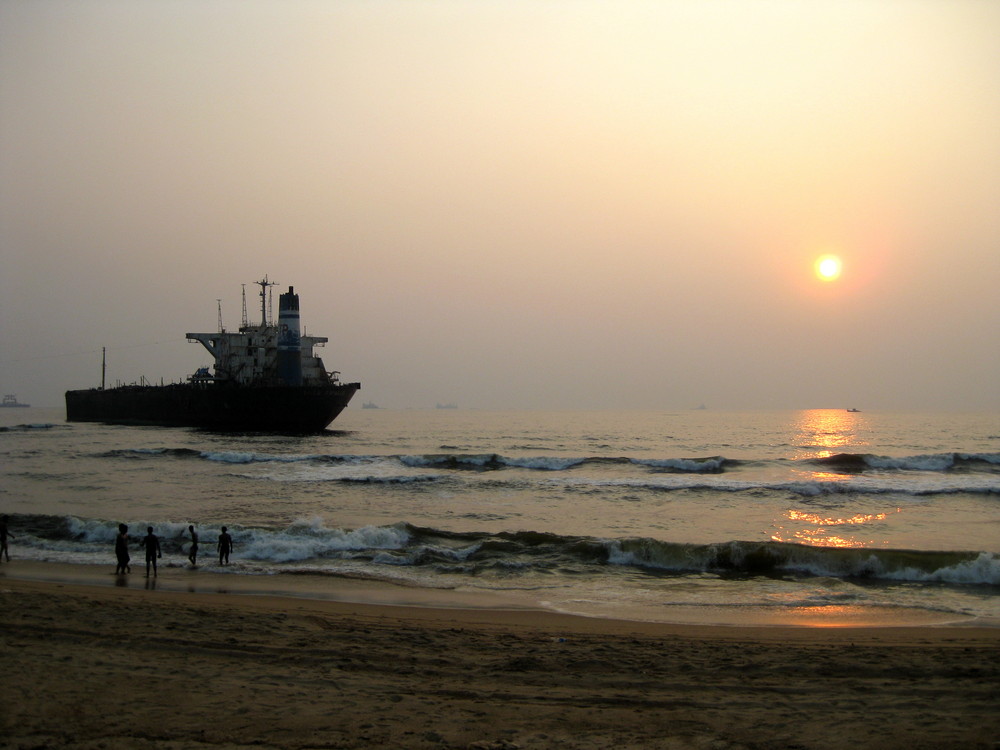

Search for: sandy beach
xmin=1 ymin=563 xmax=998 ymax=750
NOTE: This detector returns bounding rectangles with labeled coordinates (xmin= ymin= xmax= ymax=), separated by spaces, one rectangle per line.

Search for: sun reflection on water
xmin=778 ymin=410 xmax=898 ymax=547
xmin=786 ymin=510 xmax=889 ymax=526
xmin=772 ymin=508 xmax=899 ymax=548
xmin=793 ymin=408 xmax=869 ymax=460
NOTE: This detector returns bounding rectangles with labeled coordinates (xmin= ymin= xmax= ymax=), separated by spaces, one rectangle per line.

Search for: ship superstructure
xmin=187 ymin=278 xmax=340 ymax=389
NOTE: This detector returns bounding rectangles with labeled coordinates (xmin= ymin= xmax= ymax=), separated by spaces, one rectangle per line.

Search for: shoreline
xmin=4 ymin=564 xmax=1000 ymax=642
xmin=2 ymin=573 xmax=1000 ymax=749
xmin=1 ymin=558 xmax=994 ymax=630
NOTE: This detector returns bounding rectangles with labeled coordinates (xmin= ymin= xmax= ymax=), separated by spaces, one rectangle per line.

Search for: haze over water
xmin=2 ymin=406 xmax=998 ymax=627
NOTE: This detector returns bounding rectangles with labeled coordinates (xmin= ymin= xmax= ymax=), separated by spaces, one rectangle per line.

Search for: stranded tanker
xmin=65 ymin=279 xmax=360 ymax=432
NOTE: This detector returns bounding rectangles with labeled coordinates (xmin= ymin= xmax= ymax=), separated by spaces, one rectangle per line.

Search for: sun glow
xmin=815 ymin=254 xmax=842 ymax=281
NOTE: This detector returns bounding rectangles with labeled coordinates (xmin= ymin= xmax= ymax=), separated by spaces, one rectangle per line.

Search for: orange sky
xmin=1 ymin=0 xmax=998 ymax=410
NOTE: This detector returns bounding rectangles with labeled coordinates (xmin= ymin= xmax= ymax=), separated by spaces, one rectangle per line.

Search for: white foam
xmin=238 ymin=521 xmax=411 ymax=563
xmin=634 ymin=457 xmax=727 ymax=472
xmin=884 ymin=552 xmax=1000 ymax=585
xmin=505 ymin=456 xmax=585 ymax=471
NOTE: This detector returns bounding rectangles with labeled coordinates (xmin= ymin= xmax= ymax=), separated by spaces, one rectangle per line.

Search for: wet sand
xmin=2 ymin=564 xmax=999 ymax=749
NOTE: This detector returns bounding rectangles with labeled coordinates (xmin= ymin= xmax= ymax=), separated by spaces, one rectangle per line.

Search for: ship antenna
xmin=254 ymin=276 xmax=277 ymax=327
xmin=217 ymin=299 xmax=223 ymax=333
xmin=241 ymin=285 xmax=248 ymax=328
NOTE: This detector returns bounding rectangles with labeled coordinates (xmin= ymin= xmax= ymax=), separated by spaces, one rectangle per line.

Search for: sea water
xmin=2 ymin=406 xmax=998 ymax=625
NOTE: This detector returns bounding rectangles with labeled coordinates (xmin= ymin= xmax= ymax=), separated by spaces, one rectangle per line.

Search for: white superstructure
xmin=186 ymin=279 xmax=338 ymax=387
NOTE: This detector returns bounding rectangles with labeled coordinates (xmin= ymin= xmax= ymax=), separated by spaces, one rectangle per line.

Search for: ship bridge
xmin=187 ymin=329 xmax=332 ymax=386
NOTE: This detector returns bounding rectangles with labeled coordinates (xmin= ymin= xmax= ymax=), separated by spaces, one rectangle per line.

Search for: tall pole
xmin=101 ymin=347 xmax=106 ymax=390
xmin=254 ymin=276 xmax=276 ymax=327
xmin=260 ymin=278 xmax=267 ymax=326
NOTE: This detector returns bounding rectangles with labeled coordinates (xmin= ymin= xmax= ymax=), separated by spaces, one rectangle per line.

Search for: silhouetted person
xmin=0 ymin=516 xmax=14 ymax=563
xmin=141 ymin=526 xmax=162 ymax=577
xmin=115 ymin=523 xmax=131 ymax=575
xmin=187 ymin=524 xmax=199 ymax=567
xmin=217 ymin=526 xmax=233 ymax=565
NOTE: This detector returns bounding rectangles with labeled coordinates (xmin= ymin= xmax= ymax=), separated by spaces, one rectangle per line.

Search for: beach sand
xmin=2 ymin=564 xmax=999 ymax=750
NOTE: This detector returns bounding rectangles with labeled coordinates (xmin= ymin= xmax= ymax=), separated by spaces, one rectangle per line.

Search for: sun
xmin=815 ymin=254 xmax=842 ymax=282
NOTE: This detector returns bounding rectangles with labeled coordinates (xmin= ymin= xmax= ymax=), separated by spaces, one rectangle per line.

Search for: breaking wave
xmin=808 ymin=452 xmax=1000 ymax=473
xmin=0 ymin=423 xmax=64 ymax=432
xmin=8 ymin=514 xmax=1000 ymax=587
xmin=607 ymin=538 xmax=1000 ymax=584
xmin=91 ymin=447 xmax=1000 ymax=496
xmin=97 ymin=447 xmax=1000 ymax=474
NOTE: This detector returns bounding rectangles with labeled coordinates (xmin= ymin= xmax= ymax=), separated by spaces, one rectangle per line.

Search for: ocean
xmin=2 ymin=406 xmax=998 ymax=626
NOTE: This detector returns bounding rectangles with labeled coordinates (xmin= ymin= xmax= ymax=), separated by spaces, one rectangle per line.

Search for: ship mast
xmin=254 ymin=276 xmax=277 ymax=327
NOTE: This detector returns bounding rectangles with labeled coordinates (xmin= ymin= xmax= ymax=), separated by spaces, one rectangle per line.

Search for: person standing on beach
xmin=217 ymin=526 xmax=233 ymax=565
xmin=140 ymin=526 xmax=162 ymax=577
xmin=187 ymin=525 xmax=199 ymax=567
xmin=0 ymin=516 xmax=15 ymax=563
xmin=114 ymin=524 xmax=131 ymax=574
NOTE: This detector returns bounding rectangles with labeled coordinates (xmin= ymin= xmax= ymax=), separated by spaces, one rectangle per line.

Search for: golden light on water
xmin=793 ymin=408 xmax=868 ymax=460
xmin=787 ymin=510 xmax=889 ymax=526
xmin=781 ymin=413 xmax=895 ymax=547
xmin=772 ymin=509 xmax=896 ymax=548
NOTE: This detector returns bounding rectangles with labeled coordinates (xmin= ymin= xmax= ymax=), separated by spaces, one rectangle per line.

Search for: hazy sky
xmin=2 ymin=0 xmax=998 ymax=411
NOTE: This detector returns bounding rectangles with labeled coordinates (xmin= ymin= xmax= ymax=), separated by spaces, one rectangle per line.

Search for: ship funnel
xmin=277 ymin=286 xmax=303 ymax=386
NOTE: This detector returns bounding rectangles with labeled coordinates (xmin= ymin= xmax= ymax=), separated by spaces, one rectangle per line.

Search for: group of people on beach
xmin=114 ymin=524 xmax=234 ymax=577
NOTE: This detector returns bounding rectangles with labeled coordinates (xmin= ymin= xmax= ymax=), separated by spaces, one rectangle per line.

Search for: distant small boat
xmin=436 ymin=403 xmax=458 ymax=409
xmin=1 ymin=394 xmax=30 ymax=408
xmin=361 ymin=401 xmax=380 ymax=409
xmin=846 ymin=408 xmax=861 ymax=413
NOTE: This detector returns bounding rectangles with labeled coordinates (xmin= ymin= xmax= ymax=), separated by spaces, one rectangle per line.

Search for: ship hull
xmin=65 ymin=382 xmax=360 ymax=433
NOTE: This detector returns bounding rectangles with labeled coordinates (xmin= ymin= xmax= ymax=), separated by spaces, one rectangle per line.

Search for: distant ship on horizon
xmin=65 ymin=278 xmax=360 ymax=432
xmin=1 ymin=394 xmax=30 ymax=408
